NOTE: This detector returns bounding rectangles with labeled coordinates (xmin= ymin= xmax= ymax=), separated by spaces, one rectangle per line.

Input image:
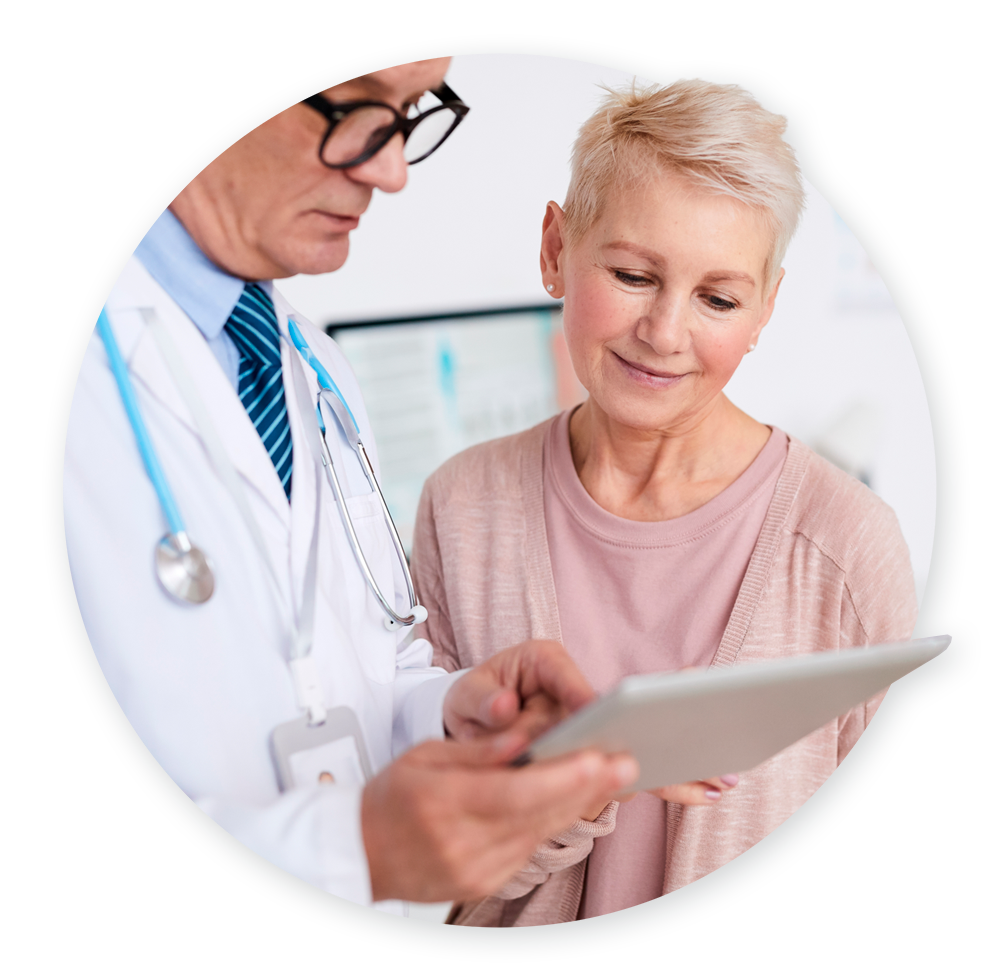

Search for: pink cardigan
xmin=410 ymin=418 xmax=918 ymax=925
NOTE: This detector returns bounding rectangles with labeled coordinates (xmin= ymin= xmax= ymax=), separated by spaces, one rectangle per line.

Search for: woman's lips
xmin=613 ymin=351 xmax=686 ymax=388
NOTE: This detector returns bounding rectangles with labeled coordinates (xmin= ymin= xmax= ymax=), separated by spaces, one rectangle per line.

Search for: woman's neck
xmin=568 ymin=396 xmax=771 ymax=521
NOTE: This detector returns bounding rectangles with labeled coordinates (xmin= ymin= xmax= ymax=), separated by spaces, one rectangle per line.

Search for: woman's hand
xmin=582 ymin=772 xmax=739 ymax=820
xmin=647 ymin=774 xmax=739 ymax=805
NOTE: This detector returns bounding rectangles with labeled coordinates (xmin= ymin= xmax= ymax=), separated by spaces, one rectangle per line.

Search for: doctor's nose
xmin=346 ymin=132 xmax=408 ymax=194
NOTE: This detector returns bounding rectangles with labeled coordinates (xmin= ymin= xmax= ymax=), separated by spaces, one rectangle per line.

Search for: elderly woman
xmin=410 ymin=80 xmax=917 ymax=924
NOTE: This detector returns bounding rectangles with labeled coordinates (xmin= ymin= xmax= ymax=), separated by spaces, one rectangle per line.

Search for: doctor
xmin=64 ymin=57 xmax=637 ymax=910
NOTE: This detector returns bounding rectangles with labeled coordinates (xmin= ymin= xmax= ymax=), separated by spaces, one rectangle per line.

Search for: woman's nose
xmin=346 ymin=131 xmax=409 ymax=193
xmin=634 ymin=296 xmax=692 ymax=356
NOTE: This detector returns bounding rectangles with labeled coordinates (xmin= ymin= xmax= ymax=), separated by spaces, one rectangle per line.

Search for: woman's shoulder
xmin=421 ymin=415 xmax=555 ymax=504
xmin=783 ymin=436 xmax=909 ymax=571
xmin=771 ymin=436 xmax=918 ymax=641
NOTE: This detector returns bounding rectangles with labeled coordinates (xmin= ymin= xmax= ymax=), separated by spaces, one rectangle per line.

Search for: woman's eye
xmin=704 ymin=294 xmax=738 ymax=311
xmin=614 ymin=270 xmax=650 ymax=286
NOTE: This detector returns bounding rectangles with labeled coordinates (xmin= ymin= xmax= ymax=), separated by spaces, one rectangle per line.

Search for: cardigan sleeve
xmin=490 ymin=802 xmax=619 ymax=900
xmin=838 ymin=505 xmax=937 ymax=928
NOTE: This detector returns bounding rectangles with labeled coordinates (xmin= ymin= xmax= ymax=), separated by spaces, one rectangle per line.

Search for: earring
xmin=547 ymin=284 xmax=555 ymax=292
xmin=747 ymin=343 xmax=756 ymax=351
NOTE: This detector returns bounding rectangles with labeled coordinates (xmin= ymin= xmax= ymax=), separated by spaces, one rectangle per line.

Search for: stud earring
xmin=547 ymin=284 xmax=555 ymax=292
xmin=748 ymin=343 xmax=756 ymax=351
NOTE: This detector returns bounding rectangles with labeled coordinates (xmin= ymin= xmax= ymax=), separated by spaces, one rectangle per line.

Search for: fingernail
xmin=705 ymin=788 xmax=722 ymax=800
xmin=614 ymin=757 xmax=640 ymax=788
xmin=720 ymin=774 xmax=739 ymax=787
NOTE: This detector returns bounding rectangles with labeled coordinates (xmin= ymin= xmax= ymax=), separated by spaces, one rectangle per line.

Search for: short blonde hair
xmin=562 ymin=79 xmax=805 ymax=288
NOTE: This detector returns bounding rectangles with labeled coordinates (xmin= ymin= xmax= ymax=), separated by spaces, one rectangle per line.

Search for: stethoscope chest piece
xmin=155 ymin=531 xmax=215 ymax=605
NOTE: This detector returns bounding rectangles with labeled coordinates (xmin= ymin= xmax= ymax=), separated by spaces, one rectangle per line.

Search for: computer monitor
xmin=328 ymin=304 xmax=583 ymax=552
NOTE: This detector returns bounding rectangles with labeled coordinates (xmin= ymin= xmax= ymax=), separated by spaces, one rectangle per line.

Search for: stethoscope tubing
xmin=97 ymin=308 xmax=187 ymax=540
xmin=97 ymin=307 xmax=421 ymax=627
xmin=355 ymin=439 xmax=418 ymax=614
xmin=288 ymin=321 xmax=361 ymax=434
xmin=296 ymin=316 xmax=423 ymax=628
xmin=314 ymin=417 xmax=417 ymax=627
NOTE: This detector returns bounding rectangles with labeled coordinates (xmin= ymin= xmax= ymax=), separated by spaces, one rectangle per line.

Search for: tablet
xmin=525 ymin=636 xmax=949 ymax=790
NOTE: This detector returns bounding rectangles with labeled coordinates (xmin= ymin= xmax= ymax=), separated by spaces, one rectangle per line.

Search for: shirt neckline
xmin=544 ymin=410 xmax=788 ymax=548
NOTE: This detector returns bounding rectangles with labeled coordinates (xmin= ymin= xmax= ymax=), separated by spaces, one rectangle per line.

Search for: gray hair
xmin=562 ymin=79 xmax=806 ymax=288
xmin=97 ymin=54 xmax=222 ymax=87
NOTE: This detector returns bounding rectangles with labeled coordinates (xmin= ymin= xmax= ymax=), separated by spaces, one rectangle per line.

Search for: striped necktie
xmin=224 ymin=283 xmax=293 ymax=500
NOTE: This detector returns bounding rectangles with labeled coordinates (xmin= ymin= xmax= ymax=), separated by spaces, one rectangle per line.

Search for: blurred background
xmin=279 ymin=53 xmax=936 ymax=604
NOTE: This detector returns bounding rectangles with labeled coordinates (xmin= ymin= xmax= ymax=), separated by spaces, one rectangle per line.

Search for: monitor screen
xmin=329 ymin=304 xmax=582 ymax=552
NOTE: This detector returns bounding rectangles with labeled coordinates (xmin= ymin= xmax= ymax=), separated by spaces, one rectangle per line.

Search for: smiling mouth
xmin=613 ymin=351 xmax=686 ymax=384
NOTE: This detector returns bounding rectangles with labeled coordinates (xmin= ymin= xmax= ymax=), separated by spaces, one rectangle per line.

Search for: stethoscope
xmin=96 ymin=307 xmax=427 ymax=630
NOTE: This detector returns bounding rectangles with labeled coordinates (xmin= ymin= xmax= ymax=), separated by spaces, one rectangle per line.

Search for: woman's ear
xmin=118 ymin=54 xmax=187 ymax=118
xmin=540 ymin=201 xmax=567 ymax=299
xmin=749 ymin=267 xmax=784 ymax=349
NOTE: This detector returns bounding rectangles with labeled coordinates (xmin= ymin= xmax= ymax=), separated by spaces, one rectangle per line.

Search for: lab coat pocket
xmin=344 ymin=492 xmax=398 ymax=685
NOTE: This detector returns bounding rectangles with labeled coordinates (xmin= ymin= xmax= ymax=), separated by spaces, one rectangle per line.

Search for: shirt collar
xmin=133 ymin=209 xmax=250 ymax=340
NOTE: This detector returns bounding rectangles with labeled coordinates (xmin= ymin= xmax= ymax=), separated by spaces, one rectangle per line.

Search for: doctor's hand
xmin=361 ymin=735 xmax=638 ymax=903
xmin=442 ymin=639 xmax=596 ymax=750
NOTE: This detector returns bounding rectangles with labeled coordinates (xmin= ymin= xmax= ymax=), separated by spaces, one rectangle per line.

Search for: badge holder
xmin=271 ymin=705 xmax=374 ymax=791
xmin=266 ymin=508 xmax=374 ymax=792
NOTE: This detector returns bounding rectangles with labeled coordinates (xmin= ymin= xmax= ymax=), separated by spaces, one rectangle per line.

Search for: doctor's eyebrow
xmin=341 ymin=75 xmax=432 ymax=108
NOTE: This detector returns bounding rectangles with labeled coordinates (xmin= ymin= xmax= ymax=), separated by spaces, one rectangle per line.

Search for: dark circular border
xmin=56 ymin=54 xmax=953 ymax=937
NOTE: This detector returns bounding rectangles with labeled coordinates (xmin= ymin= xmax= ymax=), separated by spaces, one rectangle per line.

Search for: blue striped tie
xmin=224 ymin=284 xmax=293 ymax=500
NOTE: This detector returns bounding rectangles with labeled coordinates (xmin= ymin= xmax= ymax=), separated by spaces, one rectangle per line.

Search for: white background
xmin=63 ymin=47 xmax=951 ymax=928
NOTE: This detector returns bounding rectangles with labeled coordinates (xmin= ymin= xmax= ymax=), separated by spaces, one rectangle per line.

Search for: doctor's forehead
xmin=319 ymin=58 xmax=451 ymax=107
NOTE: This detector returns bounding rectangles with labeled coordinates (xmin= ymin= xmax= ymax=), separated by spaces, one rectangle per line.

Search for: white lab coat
xmin=64 ymin=257 xmax=460 ymax=908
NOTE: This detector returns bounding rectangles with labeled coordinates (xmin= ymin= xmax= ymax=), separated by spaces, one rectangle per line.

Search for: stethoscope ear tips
xmin=411 ymin=604 xmax=429 ymax=625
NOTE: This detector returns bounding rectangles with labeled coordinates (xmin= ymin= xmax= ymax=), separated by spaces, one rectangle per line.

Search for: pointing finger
xmin=524 ymin=641 xmax=598 ymax=714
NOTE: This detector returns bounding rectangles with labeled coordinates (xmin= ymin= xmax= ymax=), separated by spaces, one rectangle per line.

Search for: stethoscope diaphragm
xmin=155 ymin=531 xmax=215 ymax=605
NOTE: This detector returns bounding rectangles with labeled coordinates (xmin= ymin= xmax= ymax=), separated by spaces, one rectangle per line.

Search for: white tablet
xmin=525 ymin=636 xmax=949 ymax=790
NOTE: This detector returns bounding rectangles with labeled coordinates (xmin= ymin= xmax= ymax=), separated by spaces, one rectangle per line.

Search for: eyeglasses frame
xmin=301 ymin=82 xmax=469 ymax=169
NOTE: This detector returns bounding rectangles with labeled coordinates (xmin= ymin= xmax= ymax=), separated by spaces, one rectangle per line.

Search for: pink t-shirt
xmin=542 ymin=410 xmax=789 ymax=917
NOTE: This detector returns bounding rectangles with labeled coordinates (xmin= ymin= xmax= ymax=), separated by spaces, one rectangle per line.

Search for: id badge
xmin=270 ymin=706 xmax=374 ymax=793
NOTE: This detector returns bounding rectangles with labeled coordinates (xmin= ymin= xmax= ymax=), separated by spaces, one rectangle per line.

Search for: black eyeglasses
xmin=301 ymin=82 xmax=469 ymax=169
